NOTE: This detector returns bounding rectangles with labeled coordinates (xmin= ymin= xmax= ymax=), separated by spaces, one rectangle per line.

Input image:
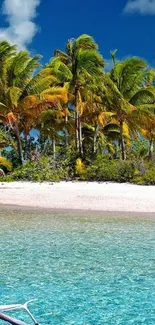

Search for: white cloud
xmin=124 ymin=0 xmax=155 ymax=15
xmin=0 ymin=0 xmax=41 ymax=49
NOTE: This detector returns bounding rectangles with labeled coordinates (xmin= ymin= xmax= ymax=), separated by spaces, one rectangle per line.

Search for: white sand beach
xmin=0 ymin=181 xmax=154 ymax=213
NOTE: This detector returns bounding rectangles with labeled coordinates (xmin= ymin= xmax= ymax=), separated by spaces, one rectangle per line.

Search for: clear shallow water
xmin=0 ymin=209 xmax=155 ymax=324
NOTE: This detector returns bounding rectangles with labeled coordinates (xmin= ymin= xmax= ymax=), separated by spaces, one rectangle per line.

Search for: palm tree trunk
xmin=75 ymin=86 xmax=84 ymax=155
xmin=24 ymin=133 xmax=28 ymax=161
xmin=114 ymin=143 xmax=119 ymax=159
xmin=93 ymin=124 xmax=99 ymax=154
xmin=52 ymin=136 xmax=56 ymax=160
xmin=75 ymin=110 xmax=80 ymax=152
xmin=120 ymin=120 xmax=126 ymax=160
xmin=14 ymin=123 xmax=24 ymax=165
xmin=64 ymin=114 xmax=69 ymax=147
xmin=149 ymin=135 xmax=154 ymax=160
xmin=75 ymin=87 xmax=80 ymax=154
xmin=78 ymin=116 xmax=83 ymax=155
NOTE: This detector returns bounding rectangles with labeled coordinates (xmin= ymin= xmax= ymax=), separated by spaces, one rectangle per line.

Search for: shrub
xmin=7 ymin=156 xmax=69 ymax=182
xmin=84 ymin=155 xmax=118 ymax=181
xmin=141 ymin=166 xmax=155 ymax=185
xmin=116 ymin=161 xmax=135 ymax=182
xmin=83 ymin=156 xmax=147 ymax=183
xmin=1 ymin=148 xmax=21 ymax=168
xmin=132 ymin=176 xmax=145 ymax=185
xmin=1 ymin=151 xmax=154 ymax=185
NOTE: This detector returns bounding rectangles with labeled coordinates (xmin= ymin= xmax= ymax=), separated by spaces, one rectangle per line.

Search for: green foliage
xmin=8 ymin=157 xmax=69 ymax=182
xmin=2 ymin=150 xmax=155 ymax=185
xmin=83 ymin=155 xmax=118 ymax=181
xmin=48 ymin=57 xmax=72 ymax=83
xmin=2 ymin=148 xmax=21 ymax=168
xmin=82 ymin=155 xmax=150 ymax=183
xmin=130 ymin=139 xmax=149 ymax=159
xmin=116 ymin=161 xmax=135 ymax=182
xmin=140 ymin=165 xmax=155 ymax=185
xmin=109 ymin=57 xmax=148 ymax=98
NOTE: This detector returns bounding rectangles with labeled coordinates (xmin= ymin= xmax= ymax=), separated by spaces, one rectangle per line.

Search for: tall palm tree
xmin=0 ymin=47 xmax=67 ymax=163
xmin=49 ymin=34 xmax=105 ymax=155
xmin=103 ymin=57 xmax=155 ymax=159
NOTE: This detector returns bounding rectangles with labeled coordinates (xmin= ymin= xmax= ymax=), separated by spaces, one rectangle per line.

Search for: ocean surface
xmin=0 ymin=208 xmax=155 ymax=325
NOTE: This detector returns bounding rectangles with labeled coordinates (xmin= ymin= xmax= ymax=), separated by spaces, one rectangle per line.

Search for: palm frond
xmin=6 ymin=87 xmax=21 ymax=108
xmin=41 ymin=87 xmax=68 ymax=103
xmin=24 ymin=68 xmax=57 ymax=95
xmin=75 ymin=34 xmax=98 ymax=50
xmin=48 ymin=57 xmax=72 ymax=82
xmin=130 ymin=87 xmax=155 ymax=106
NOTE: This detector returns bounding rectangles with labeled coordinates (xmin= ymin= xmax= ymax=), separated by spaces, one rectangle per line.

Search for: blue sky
xmin=0 ymin=0 xmax=155 ymax=68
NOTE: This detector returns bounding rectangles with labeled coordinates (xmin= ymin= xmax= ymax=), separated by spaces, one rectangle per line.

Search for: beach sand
xmin=0 ymin=181 xmax=154 ymax=214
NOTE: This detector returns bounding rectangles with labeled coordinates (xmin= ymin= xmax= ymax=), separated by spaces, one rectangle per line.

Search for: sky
xmin=0 ymin=0 xmax=155 ymax=68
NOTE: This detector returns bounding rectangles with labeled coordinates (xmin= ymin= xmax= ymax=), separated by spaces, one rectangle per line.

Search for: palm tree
xmin=79 ymin=95 xmax=114 ymax=154
xmin=49 ymin=34 xmax=105 ymax=155
xmin=103 ymin=57 xmax=155 ymax=160
xmin=140 ymin=125 xmax=155 ymax=160
xmin=0 ymin=46 xmax=67 ymax=163
xmin=37 ymin=109 xmax=65 ymax=159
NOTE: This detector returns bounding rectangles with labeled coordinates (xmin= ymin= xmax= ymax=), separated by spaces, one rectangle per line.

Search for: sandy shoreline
xmin=0 ymin=181 xmax=155 ymax=214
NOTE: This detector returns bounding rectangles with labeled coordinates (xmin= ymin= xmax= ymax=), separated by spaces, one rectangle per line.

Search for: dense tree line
xmin=0 ymin=35 xmax=155 ymax=183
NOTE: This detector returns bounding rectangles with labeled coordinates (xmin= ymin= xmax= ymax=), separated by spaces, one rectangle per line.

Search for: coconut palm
xmin=79 ymin=95 xmax=114 ymax=154
xmin=103 ymin=57 xmax=155 ymax=159
xmin=140 ymin=125 xmax=155 ymax=160
xmin=49 ymin=34 xmax=105 ymax=155
xmin=37 ymin=109 xmax=64 ymax=159
xmin=0 ymin=47 xmax=68 ymax=163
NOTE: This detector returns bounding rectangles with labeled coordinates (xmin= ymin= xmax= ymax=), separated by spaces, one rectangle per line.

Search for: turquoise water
xmin=0 ymin=209 xmax=155 ymax=324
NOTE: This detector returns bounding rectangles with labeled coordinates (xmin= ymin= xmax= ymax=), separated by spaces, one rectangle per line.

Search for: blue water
xmin=0 ymin=209 xmax=155 ymax=324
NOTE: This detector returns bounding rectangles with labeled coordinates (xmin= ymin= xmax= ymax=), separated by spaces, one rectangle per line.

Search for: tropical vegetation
xmin=0 ymin=36 xmax=155 ymax=184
